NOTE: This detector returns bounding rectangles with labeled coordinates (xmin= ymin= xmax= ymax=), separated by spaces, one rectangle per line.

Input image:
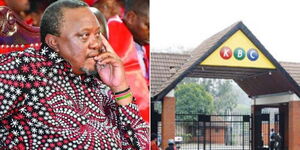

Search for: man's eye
xmin=80 ymin=33 xmax=89 ymax=40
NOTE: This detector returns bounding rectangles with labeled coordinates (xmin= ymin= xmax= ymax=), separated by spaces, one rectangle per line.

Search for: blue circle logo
xmin=247 ymin=49 xmax=259 ymax=61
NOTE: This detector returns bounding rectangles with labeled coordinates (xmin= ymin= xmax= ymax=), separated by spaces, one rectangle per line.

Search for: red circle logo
xmin=220 ymin=47 xmax=232 ymax=60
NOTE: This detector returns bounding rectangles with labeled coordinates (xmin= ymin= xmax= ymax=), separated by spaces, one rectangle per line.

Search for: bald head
xmin=125 ymin=0 xmax=149 ymax=17
xmin=40 ymin=0 xmax=88 ymax=43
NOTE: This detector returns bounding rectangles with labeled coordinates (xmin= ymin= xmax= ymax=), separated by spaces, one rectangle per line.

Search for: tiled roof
xmin=151 ymin=21 xmax=300 ymax=101
xmin=151 ymin=52 xmax=300 ymax=99
xmin=280 ymin=62 xmax=300 ymax=85
xmin=151 ymin=52 xmax=190 ymax=96
xmin=151 ymin=21 xmax=241 ymax=99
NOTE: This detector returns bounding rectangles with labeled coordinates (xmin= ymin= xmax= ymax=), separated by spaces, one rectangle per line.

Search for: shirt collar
xmin=40 ymin=44 xmax=67 ymax=64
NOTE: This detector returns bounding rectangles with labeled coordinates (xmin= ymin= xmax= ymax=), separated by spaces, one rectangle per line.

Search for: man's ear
xmin=45 ymin=34 xmax=59 ymax=52
xmin=124 ymin=11 xmax=136 ymax=25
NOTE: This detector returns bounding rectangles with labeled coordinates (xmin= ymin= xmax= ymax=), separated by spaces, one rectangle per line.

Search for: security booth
xmin=151 ymin=21 xmax=300 ymax=150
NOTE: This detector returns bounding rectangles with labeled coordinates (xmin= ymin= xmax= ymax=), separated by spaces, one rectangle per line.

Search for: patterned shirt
xmin=0 ymin=45 xmax=149 ymax=149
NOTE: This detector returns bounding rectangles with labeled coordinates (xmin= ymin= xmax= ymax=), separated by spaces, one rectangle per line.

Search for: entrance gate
xmin=253 ymin=107 xmax=285 ymax=150
xmin=254 ymin=114 xmax=270 ymax=149
xmin=176 ymin=114 xmax=251 ymax=150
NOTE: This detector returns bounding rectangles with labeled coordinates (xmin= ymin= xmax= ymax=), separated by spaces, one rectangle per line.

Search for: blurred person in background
xmin=151 ymin=133 xmax=160 ymax=150
xmin=0 ymin=0 xmax=30 ymax=14
xmin=93 ymin=0 xmax=124 ymax=20
xmin=0 ymin=0 xmax=30 ymax=22
xmin=24 ymin=0 xmax=56 ymax=26
xmin=122 ymin=0 xmax=149 ymax=83
xmin=166 ymin=139 xmax=176 ymax=150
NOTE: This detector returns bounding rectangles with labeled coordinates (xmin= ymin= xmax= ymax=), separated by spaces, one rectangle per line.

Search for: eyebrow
xmin=79 ymin=26 xmax=101 ymax=32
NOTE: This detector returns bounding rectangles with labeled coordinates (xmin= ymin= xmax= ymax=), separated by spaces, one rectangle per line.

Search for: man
xmin=123 ymin=0 xmax=149 ymax=47
xmin=24 ymin=0 xmax=56 ymax=26
xmin=270 ymin=128 xmax=275 ymax=150
xmin=92 ymin=0 xmax=124 ymax=20
xmin=106 ymin=0 xmax=150 ymax=122
xmin=165 ymin=139 xmax=176 ymax=150
xmin=122 ymin=0 xmax=149 ymax=82
xmin=0 ymin=0 xmax=149 ymax=149
xmin=151 ymin=133 xmax=159 ymax=150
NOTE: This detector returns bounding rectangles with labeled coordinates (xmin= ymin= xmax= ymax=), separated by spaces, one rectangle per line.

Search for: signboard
xmin=201 ymin=30 xmax=276 ymax=69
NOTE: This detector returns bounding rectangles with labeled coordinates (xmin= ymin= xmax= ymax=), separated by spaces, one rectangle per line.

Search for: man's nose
xmin=89 ymin=35 xmax=101 ymax=50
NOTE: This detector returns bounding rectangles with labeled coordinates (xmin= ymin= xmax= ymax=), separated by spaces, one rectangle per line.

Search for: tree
xmin=180 ymin=78 xmax=240 ymax=115
xmin=175 ymin=83 xmax=214 ymax=116
xmin=199 ymin=79 xmax=238 ymax=115
xmin=175 ymin=83 xmax=214 ymax=138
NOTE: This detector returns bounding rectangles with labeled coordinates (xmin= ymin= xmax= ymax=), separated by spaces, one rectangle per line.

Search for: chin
xmin=78 ymin=60 xmax=98 ymax=75
xmin=80 ymin=67 xmax=98 ymax=76
xmin=143 ymin=39 xmax=150 ymax=44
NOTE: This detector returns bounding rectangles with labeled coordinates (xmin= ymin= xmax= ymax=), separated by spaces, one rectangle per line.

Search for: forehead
xmin=135 ymin=9 xmax=149 ymax=20
xmin=138 ymin=13 xmax=149 ymax=22
xmin=60 ymin=7 xmax=100 ymax=30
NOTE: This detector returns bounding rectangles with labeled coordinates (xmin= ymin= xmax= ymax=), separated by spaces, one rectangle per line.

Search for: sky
xmin=151 ymin=0 xmax=300 ymax=62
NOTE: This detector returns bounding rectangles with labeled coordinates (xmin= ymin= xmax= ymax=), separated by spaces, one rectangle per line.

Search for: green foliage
xmin=195 ymin=79 xmax=239 ymax=114
xmin=177 ymin=78 xmax=240 ymax=115
xmin=213 ymin=80 xmax=238 ymax=115
xmin=175 ymin=78 xmax=243 ymax=138
xmin=175 ymin=83 xmax=214 ymax=115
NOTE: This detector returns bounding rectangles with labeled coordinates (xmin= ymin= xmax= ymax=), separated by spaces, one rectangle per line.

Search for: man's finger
xmin=100 ymin=33 xmax=116 ymax=55
xmin=97 ymin=57 xmax=118 ymax=65
xmin=94 ymin=52 xmax=118 ymax=62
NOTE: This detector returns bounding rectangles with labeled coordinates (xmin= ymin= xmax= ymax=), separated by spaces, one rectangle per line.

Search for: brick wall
xmin=288 ymin=101 xmax=300 ymax=150
xmin=161 ymin=96 xmax=176 ymax=149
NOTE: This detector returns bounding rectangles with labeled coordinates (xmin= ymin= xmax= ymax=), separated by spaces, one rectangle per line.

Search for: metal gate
xmin=256 ymin=113 xmax=270 ymax=149
xmin=176 ymin=114 xmax=251 ymax=150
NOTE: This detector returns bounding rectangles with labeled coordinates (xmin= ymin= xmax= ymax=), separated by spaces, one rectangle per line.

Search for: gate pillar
xmin=251 ymin=105 xmax=262 ymax=150
xmin=288 ymin=101 xmax=300 ymax=150
xmin=162 ymin=90 xmax=176 ymax=149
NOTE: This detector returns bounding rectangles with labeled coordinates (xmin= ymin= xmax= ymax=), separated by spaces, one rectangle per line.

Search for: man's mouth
xmin=87 ymin=53 xmax=100 ymax=59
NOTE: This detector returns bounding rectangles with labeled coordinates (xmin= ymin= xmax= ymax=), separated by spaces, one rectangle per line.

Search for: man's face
xmin=55 ymin=7 xmax=103 ymax=75
xmin=130 ymin=12 xmax=149 ymax=45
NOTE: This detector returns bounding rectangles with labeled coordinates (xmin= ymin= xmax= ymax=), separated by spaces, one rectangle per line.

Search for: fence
xmin=175 ymin=114 xmax=251 ymax=150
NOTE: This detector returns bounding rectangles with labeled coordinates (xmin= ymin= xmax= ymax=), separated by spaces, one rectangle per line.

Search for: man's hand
xmin=94 ymin=34 xmax=132 ymax=105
